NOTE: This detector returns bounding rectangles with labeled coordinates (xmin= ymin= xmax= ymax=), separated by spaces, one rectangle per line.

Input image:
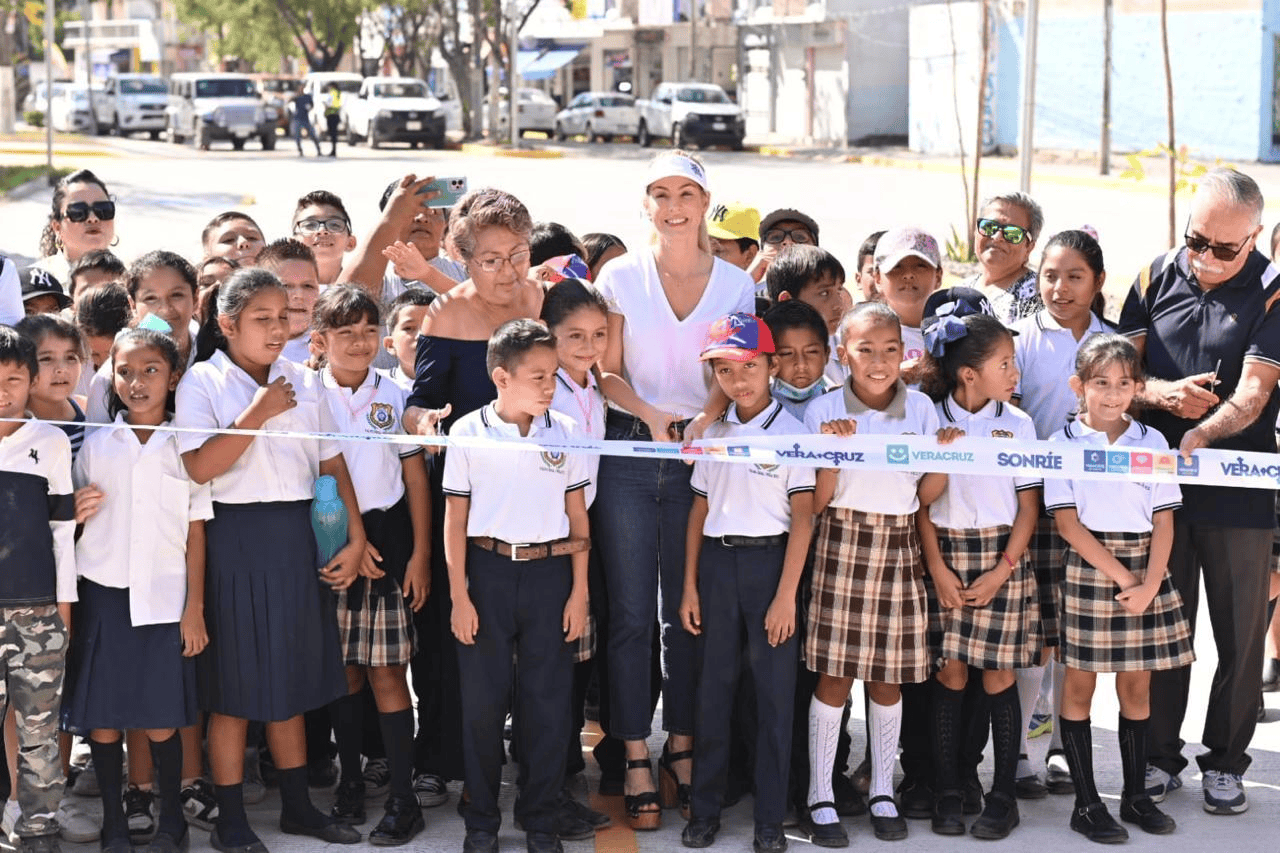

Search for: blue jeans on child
xmin=594 ymin=409 xmax=696 ymax=740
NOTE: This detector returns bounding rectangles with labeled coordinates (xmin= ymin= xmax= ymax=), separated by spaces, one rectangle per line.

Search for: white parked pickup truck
xmin=91 ymin=73 xmax=168 ymax=138
xmin=343 ymin=77 xmax=446 ymax=149
xmin=634 ymin=82 xmax=744 ymax=150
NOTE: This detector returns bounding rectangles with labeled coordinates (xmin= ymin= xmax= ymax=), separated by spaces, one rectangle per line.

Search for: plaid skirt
xmin=926 ymin=525 xmax=1037 ymax=671
xmin=1061 ymin=531 xmax=1195 ymax=673
xmin=805 ymin=508 xmax=929 ymax=684
xmin=573 ymin=614 xmax=595 ymax=663
xmin=335 ymin=577 xmax=417 ymax=667
xmin=1028 ymin=514 xmax=1066 ymax=650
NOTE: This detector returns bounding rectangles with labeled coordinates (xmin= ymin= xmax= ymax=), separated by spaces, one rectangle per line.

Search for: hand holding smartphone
xmin=416 ymin=176 xmax=468 ymax=208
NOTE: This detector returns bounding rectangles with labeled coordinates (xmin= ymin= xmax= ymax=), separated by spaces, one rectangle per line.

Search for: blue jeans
xmin=595 ymin=410 xmax=696 ymax=740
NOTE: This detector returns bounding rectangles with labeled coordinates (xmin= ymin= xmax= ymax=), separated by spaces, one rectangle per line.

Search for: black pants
xmin=1149 ymin=520 xmax=1271 ymax=775
xmin=325 ymin=115 xmax=340 ymax=154
xmin=456 ymin=544 xmax=573 ymax=836
xmin=691 ymin=540 xmax=796 ymax=826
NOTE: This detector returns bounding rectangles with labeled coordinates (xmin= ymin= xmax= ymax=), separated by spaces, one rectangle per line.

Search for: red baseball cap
xmin=700 ymin=312 xmax=775 ymax=362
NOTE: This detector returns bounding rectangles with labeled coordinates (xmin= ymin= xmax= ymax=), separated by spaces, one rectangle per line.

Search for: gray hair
xmin=837 ymin=300 xmax=900 ymax=344
xmin=447 ymin=188 xmax=533 ymax=261
xmin=979 ymin=191 xmax=1044 ymax=242
xmin=1199 ymin=167 xmax=1265 ymax=226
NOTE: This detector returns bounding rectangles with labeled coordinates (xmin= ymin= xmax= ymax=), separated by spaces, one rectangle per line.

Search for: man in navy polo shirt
xmin=1119 ymin=167 xmax=1280 ymax=816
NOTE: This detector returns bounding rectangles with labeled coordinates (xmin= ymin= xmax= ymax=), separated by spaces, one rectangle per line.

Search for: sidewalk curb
xmin=0 ymin=145 xmax=119 ymax=158
xmin=2 ymin=174 xmax=54 ymax=201
xmin=458 ymin=143 xmax=563 ymax=160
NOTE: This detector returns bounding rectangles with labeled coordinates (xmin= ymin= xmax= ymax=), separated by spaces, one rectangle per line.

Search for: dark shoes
xmin=680 ymin=817 xmax=721 ymax=848
xmin=146 ymin=828 xmax=190 ymax=853
xmin=558 ymin=789 xmax=610 ymax=829
xmin=895 ymin=776 xmax=933 ymax=819
xmin=832 ymin=772 xmax=866 ymax=816
xmin=279 ymin=814 xmax=362 ymax=843
xmin=799 ymin=803 xmax=848 ymax=848
xmin=867 ymin=796 xmax=908 ymax=842
xmin=369 ymin=794 xmax=425 ymax=846
xmin=1045 ymin=750 xmax=1075 ymax=795
xmin=525 ymin=830 xmax=562 ymax=853
xmin=931 ymin=790 xmax=965 ymax=836
xmin=208 ymin=828 xmax=268 ymax=853
xmin=970 ymin=791 xmax=1020 ymax=840
xmin=753 ymin=823 xmax=787 ymax=853
xmin=331 ymin=779 xmax=367 ymax=825
xmin=463 ymin=829 xmax=499 ymax=853
xmin=1070 ymin=802 xmax=1130 ymax=844
xmin=961 ymin=776 xmax=985 ymax=814
xmin=1014 ymin=755 xmax=1049 ymax=799
xmin=308 ymin=756 xmax=339 ymax=789
xmin=1119 ymin=794 xmax=1176 ymax=834
xmin=1263 ymin=657 xmax=1280 ymax=692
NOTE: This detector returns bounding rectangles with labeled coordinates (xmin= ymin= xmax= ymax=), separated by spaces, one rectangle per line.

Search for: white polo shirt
xmin=928 ymin=395 xmax=1041 ymax=529
xmin=86 ymin=336 xmax=200 ymax=428
xmin=804 ymin=380 xmax=940 ymax=514
xmin=691 ymin=401 xmax=815 ymax=537
xmin=281 ymin=335 xmax=313 ymax=366
xmin=550 ymin=368 xmax=605 ymax=508
xmin=442 ymin=404 xmax=590 ymax=543
xmin=73 ymin=416 xmax=214 ymax=625
xmin=320 ymin=367 xmax=420 ymax=514
xmin=1044 ymin=417 xmax=1182 ymax=533
xmin=175 ymin=350 xmax=341 ymax=504
xmin=386 ymin=364 xmax=414 ymax=392
xmin=825 ymin=334 xmax=849 ymax=386
xmin=1012 ymin=309 xmax=1109 ymax=439
xmin=596 ymin=251 xmax=755 ymax=419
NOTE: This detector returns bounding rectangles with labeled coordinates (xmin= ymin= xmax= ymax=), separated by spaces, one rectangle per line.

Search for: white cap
xmin=645 ymin=152 xmax=708 ymax=192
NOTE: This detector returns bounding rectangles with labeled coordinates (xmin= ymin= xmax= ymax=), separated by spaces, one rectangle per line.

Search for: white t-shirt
xmin=0 ymin=256 xmax=23 ymax=326
xmin=319 ymin=367 xmax=420 ymax=513
xmin=902 ymin=324 xmax=925 ymax=363
xmin=174 ymin=350 xmax=341 ymax=504
xmin=85 ymin=334 xmax=199 ymax=428
xmin=596 ymin=250 xmax=755 ymax=419
xmin=281 ymin=334 xmax=313 ymax=366
xmin=691 ymin=401 xmax=815 ymax=537
xmin=1012 ymin=309 xmax=1109 ymax=439
xmin=549 ymin=368 xmax=605 ymax=508
xmin=1044 ymin=417 xmax=1182 ymax=533
xmin=928 ymin=395 xmax=1040 ymax=529
xmin=803 ymin=380 xmax=940 ymax=515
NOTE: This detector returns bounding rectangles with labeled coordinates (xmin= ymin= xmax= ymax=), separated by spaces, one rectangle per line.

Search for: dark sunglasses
xmin=976 ymin=218 xmax=1029 ymax=245
xmin=62 ymin=200 xmax=116 ymax=223
xmin=763 ymin=227 xmax=814 ymax=245
xmin=1184 ymin=230 xmax=1251 ymax=262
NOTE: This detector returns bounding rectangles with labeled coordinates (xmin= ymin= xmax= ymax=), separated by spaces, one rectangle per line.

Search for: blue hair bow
xmin=922 ymin=303 xmax=970 ymax=357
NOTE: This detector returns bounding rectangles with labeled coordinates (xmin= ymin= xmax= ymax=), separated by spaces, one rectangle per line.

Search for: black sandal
xmin=623 ymin=758 xmax=662 ymax=831
xmin=658 ymin=743 xmax=694 ymax=819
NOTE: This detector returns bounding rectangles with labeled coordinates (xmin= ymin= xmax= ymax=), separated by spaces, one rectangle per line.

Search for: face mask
xmin=773 ymin=375 xmax=825 ymax=403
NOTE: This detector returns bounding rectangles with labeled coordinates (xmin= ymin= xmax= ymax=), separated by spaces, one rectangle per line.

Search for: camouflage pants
xmin=0 ymin=605 xmax=67 ymax=838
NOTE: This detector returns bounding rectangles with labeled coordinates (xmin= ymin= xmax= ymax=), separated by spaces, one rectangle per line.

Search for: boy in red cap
xmin=678 ymin=313 xmax=816 ymax=853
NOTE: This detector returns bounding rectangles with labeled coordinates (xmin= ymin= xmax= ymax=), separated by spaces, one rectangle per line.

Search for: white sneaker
xmin=2 ymin=799 xmax=20 ymax=840
xmin=55 ymin=798 xmax=100 ymax=843
xmin=1202 ymin=770 xmax=1248 ymax=815
xmin=1144 ymin=765 xmax=1182 ymax=802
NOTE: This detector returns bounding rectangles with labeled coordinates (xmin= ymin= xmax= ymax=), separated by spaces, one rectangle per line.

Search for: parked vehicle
xmin=489 ymin=88 xmax=557 ymax=137
xmin=253 ymin=74 xmax=302 ymax=131
xmin=22 ymin=80 xmax=72 ymax=120
xmin=635 ymin=82 xmax=744 ymax=150
xmin=553 ymin=91 xmax=637 ymax=142
xmin=50 ymin=85 xmax=94 ymax=134
xmin=343 ymin=77 xmax=446 ymax=149
xmin=90 ymin=73 xmax=168 ymax=138
xmin=167 ymin=72 xmax=278 ymax=151
xmin=302 ymin=72 xmax=363 ymax=134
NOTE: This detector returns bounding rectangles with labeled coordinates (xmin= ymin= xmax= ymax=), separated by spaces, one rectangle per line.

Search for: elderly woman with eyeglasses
xmin=36 ymin=169 xmax=118 ymax=286
xmin=962 ymin=191 xmax=1046 ymax=325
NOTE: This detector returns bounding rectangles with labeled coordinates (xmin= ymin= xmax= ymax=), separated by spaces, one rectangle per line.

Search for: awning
xmin=519 ymin=48 xmax=584 ymax=80
xmin=516 ymin=50 xmax=543 ymax=75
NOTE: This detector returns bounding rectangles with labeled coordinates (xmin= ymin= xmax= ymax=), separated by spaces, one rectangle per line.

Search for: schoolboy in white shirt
xmin=442 ymin=319 xmax=590 ymax=853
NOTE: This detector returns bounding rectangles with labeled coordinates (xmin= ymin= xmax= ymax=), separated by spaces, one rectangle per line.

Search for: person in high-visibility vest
xmin=323 ymin=85 xmax=342 ymax=158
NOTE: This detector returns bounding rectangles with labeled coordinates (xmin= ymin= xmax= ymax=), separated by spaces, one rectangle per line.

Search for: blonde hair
xmin=644 ymin=149 xmax=712 ymax=254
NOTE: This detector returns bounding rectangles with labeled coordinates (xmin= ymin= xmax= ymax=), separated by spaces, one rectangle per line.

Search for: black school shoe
xmin=832 ymin=773 xmax=866 ymax=816
xmin=526 ymin=830 xmax=563 ymax=853
xmin=680 ymin=817 xmax=721 ymax=848
xmin=970 ymin=791 xmax=1020 ymax=840
xmin=753 ymin=823 xmax=788 ymax=853
xmin=279 ymin=814 xmax=362 ymax=843
xmin=1119 ymin=794 xmax=1176 ymax=834
xmin=931 ymin=790 xmax=965 ymax=836
xmin=330 ymin=779 xmax=367 ymax=825
xmin=799 ymin=803 xmax=849 ymax=848
xmin=369 ymin=794 xmax=425 ymax=846
xmin=961 ymin=776 xmax=985 ymax=814
xmin=146 ymin=827 xmax=190 ymax=853
xmin=868 ymin=795 xmax=908 ymax=841
xmin=463 ymin=829 xmax=499 ymax=853
xmin=1069 ymin=802 xmax=1129 ymax=844
xmin=895 ymin=776 xmax=933 ymax=819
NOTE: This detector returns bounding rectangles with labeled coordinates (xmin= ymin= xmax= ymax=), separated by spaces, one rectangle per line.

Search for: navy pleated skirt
xmin=198 ymin=501 xmax=346 ymax=721
xmin=62 ymin=579 xmax=197 ymax=733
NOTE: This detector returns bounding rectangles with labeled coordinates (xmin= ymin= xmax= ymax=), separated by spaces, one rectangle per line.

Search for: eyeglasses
xmin=294 ymin=217 xmax=350 ymax=235
xmin=62 ymin=201 xmax=116 ymax=223
xmin=975 ymin=218 xmax=1029 ymax=244
xmin=1184 ymin=230 xmax=1251 ymax=262
xmin=763 ymin=227 xmax=814 ymax=246
xmin=469 ymin=249 xmax=531 ymax=274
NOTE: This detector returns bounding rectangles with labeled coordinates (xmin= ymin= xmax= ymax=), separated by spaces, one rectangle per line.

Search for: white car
xmin=302 ymin=72 xmax=363 ymax=134
xmin=343 ymin=77 xmax=446 ymax=149
xmin=91 ymin=73 xmax=168 ymax=138
xmin=50 ymin=85 xmax=94 ymax=133
xmin=553 ymin=92 xmax=637 ymax=142
xmin=491 ymin=88 xmax=557 ymax=137
xmin=167 ymin=72 xmax=278 ymax=151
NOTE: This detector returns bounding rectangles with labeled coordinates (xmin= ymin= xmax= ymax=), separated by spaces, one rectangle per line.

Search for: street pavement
xmin=2 ymin=135 xmax=1280 ymax=851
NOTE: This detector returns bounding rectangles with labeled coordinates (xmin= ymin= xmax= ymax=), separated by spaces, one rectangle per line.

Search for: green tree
xmin=175 ymin=0 xmax=367 ymax=71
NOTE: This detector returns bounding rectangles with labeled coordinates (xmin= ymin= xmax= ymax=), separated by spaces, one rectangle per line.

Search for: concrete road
xmin=2 ymin=135 xmax=1279 ymax=851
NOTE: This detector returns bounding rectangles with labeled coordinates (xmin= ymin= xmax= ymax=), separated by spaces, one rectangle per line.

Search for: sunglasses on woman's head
xmin=975 ymin=218 xmax=1029 ymax=245
xmin=62 ymin=201 xmax=116 ymax=223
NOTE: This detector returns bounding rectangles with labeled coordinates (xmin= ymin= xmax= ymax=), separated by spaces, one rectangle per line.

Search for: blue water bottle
xmin=312 ymin=475 xmax=347 ymax=569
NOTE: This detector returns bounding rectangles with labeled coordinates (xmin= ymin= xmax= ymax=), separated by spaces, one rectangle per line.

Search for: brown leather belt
xmin=469 ymin=536 xmax=591 ymax=561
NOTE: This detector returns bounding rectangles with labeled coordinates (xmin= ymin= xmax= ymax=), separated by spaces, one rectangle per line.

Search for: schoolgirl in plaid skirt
xmin=313 ymin=287 xmax=431 ymax=844
xmin=915 ymin=305 xmax=1042 ymax=840
xmin=801 ymin=302 xmax=947 ymax=844
xmin=1043 ymin=334 xmax=1192 ymax=842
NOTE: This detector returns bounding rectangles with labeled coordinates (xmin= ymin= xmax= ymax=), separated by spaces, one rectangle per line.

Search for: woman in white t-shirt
xmin=594 ymin=151 xmax=756 ymax=830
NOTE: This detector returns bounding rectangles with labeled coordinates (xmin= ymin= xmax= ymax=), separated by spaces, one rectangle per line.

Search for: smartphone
xmin=417 ymin=176 xmax=467 ymax=208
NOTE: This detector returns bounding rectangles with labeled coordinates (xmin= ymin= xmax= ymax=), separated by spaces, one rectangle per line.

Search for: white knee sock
xmin=868 ymin=696 xmax=902 ymax=818
xmin=807 ymin=696 xmax=843 ymax=824
xmin=1015 ymin=664 xmax=1045 ymax=777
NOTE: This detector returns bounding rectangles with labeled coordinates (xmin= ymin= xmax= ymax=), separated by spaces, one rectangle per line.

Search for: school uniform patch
xmin=540 ymin=450 xmax=567 ymax=470
xmin=990 ymin=429 xmax=1014 ymax=439
xmin=366 ymin=402 xmax=396 ymax=432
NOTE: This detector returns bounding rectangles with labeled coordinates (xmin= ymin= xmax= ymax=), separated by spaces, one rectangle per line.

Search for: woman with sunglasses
xmin=37 ymin=169 xmax=118 ymax=286
xmin=963 ymin=192 xmax=1045 ymax=326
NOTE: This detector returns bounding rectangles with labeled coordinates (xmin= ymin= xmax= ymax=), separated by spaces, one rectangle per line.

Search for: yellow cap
xmin=707 ymin=201 xmax=761 ymax=243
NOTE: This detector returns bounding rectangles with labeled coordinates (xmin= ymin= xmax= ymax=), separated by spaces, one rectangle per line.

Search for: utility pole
xmin=689 ymin=1 xmax=697 ymax=80
xmin=81 ymin=0 xmax=93 ymax=86
xmin=509 ymin=0 xmax=519 ymax=146
xmin=1016 ymin=0 xmax=1040 ymax=192
xmin=1100 ymin=0 xmax=1112 ymax=174
xmin=45 ymin=0 xmax=54 ymax=175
